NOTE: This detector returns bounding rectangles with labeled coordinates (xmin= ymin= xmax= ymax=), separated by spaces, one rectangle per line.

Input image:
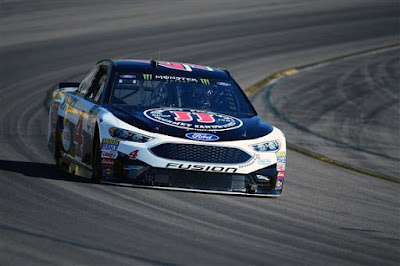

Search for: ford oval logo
xmin=185 ymin=133 xmax=219 ymax=141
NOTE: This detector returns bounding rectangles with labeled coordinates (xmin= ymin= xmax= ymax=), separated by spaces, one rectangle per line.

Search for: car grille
xmin=149 ymin=143 xmax=252 ymax=164
xmin=150 ymin=168 xmax=246 ymax=192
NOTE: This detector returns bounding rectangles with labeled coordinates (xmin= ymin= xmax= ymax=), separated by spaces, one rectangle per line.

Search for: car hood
xmin=104 ymin=105 xmax=274 ymax=141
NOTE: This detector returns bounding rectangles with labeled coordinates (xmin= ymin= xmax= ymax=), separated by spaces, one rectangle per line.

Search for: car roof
xmin=103 ymin=59 xmax=231 ymax=79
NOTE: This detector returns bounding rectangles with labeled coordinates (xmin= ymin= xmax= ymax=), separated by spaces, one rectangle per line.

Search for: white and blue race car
xmin=48 ymin=59 xmax=286 ymax=196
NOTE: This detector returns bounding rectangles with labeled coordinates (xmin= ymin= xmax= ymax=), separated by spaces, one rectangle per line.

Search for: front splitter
xmin=100 ymin=180 xmax=281 ymax=197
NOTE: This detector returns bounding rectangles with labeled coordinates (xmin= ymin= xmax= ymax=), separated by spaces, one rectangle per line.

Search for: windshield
xmin=110 ymin=73 xmax=257 ymax=118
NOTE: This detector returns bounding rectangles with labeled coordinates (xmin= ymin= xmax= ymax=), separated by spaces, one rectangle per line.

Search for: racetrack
xmin=255 ymin=47 xmax=400 ymax=180
xmin=1 ymin=1 xmax=399 ymax=265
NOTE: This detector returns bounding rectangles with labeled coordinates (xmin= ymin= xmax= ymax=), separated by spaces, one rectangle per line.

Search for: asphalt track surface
xmin=254 ymin=47 xmax=400 ymax=180
xmin=0 ymin=1 xmax=399 ymax=265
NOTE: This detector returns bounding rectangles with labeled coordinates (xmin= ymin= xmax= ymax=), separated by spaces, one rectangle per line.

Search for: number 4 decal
xmin=129 ymin=150 xmax=139 ymax=160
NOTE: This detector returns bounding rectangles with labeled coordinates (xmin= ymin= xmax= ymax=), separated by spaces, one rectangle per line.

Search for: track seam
xmin=245 ymin=43 xmax=400 ymax=183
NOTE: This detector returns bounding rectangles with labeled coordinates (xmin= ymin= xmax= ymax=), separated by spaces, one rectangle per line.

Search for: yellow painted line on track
xmin=245 ymin=43 xmax=400 ymax=183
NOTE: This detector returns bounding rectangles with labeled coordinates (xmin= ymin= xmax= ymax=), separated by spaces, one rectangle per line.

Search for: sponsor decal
xmin=102 ymin=139 xmax=119 ymax=145
xmin=62 ymin=122 xmax=71 ymax=151
xmin=276 ymin=178 xmax=283 ymax=190
xmin=155 ymin=75 xmax=198 ymax=83
xmin=120 ymin=74 xmax=136 ymax=79
xmin=102 ymin=165 xmax=114 ymax=178
xmin=276 ymin=171 xmax=284 ymax=189
xmin=144 ymin=108 xmax=243 ymax=132
xmin=277 ymin=156 xmax=286 ymax=164
xmin=129 ymin=150 xmax=139 ymax=160
xmin=276 ymin=151 xmax=286 ymax=157
xmin=157 ymin=61 xmax=214 ymax=72
xmin=101 ymin=158 xmax=114 ymax=166
xmin=258 ymin=158 xmax=272 ymax=165
xmin=277 ymin=163 xmax=286 ymax=171
xmin=101 ymin=139 xmax=119 ymax=152
xmin=185 ymin=132 xmax=219 ymax=141
xmin=101 ymin=151 xmax=118 ymax=159
xmin=217 ymin=82 xmax=231 ymax=86
xmin=166 ymin=163 xmax=237 ymax=173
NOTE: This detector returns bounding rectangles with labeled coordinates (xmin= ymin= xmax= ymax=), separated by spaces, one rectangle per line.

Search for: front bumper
xmin=105 ymin=153 xmax=283 ymax=196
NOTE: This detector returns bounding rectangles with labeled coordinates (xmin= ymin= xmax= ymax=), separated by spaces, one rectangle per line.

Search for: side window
xmin=87 ymin=65 xmax=108 ymax=102
xmin=78 ymin=66 xmax=99 ymax=95
xmin=93 ymin=75 xmax=107 ymax=102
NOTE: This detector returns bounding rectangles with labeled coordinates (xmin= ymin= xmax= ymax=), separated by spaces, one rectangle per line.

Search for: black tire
xmin=91 ymin=131 xmax=102 ymax=182
xmin=54 ymin=120 xmax=62 ymax=166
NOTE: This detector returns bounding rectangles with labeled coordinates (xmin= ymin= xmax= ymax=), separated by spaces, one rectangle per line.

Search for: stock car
xmin=48 ymin=59 xmax=286 ymax=196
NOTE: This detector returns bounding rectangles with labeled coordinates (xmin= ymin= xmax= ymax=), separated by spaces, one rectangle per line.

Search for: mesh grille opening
xmin=150 ymin=143 xmax=251 ymax=164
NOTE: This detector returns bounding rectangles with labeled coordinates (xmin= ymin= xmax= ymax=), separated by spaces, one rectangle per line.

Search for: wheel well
xmin=93 ymin=123 xmax=100 ymax=151
xmin=92 ymin=123 xmax=100 ymax=168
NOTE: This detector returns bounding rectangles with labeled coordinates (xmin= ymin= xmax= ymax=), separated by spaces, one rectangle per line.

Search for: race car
xmin=47 ymin=59 xmax=286 ymax=196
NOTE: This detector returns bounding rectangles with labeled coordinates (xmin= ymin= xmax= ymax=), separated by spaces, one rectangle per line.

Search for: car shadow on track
xmin=0 ymin=160 xmax=91 ymax=183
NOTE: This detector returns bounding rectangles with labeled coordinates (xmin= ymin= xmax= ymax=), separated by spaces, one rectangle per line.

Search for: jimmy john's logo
xmin=166 ymin=163 xmax=237 ymax=173
xmin=144 ymin=108 xmax=243 ymax=132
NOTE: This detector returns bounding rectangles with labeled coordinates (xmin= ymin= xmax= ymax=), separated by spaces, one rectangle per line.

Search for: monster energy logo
xmin=200 ymin=79 xmax=210 ymax=85
xmin=143 ymin=74 xmax=153 ymax=80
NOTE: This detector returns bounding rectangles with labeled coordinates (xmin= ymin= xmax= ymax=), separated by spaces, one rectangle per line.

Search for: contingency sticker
xmin=277 ymin=156 xmax=286 ymax=164
xmin=276 ymin=178 xmax=283 ymax=190
xmin=101 ymin=139 xmax=119 ymax=152
xmin=102 ymin=165 xmax=114 ymax=178
xmin=101 ymin=151 xmax=118 ymax=159
xmin=276 ymin=171 xmax=285 ymax=190
xmin=276 ymin=151 xmax=286 ymax=157
xmin=277 ymin=163 xmax=285 ymax=171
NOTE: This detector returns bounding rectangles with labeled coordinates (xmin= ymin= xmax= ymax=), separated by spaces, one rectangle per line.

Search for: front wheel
xmin=92 ymin=134 xmax=102 ymax=182
xmin=54 ymin=120 xmax=62 ymax=167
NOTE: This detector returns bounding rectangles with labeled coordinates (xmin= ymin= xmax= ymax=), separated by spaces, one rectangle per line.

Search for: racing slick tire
xmin=92 ymin=129 xmax=102 ymax=182
xmin=54 ymin=120 xmax=62 ymax=167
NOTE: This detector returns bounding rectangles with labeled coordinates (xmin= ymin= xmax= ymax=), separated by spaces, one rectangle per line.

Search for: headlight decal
xmin=251 ymin=140 xmax=280 ymax=152
xmin=109 ymin=127 xmax=154 ymax=143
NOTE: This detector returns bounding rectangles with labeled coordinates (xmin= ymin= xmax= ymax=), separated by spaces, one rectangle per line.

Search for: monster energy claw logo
xmin=143 ymin=74 xmax=153 ymax=80
xmin=200 ymin=79 xmax=210 ymax=85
